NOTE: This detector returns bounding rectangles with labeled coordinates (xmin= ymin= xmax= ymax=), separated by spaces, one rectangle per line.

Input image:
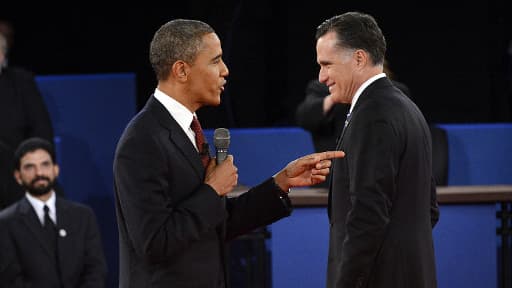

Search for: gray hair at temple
xmin=149 ymin=19 xmax=215 ymax=81
xmin=316 ymin=11 xmax=386 ymax=66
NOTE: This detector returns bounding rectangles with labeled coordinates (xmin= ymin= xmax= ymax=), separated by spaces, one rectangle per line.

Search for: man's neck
xmin=35 ymin=191 xmax=53 ymax=202
xmin=157 ymin=81 xmax=198 ymax=113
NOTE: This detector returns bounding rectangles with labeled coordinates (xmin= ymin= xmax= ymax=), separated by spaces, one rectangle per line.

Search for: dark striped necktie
xmin=190 ymin=116 xmax=210 ymax=168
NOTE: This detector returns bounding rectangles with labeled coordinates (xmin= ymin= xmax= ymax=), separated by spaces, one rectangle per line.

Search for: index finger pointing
xmin=321 ymin=151 xmax=345 ymax=160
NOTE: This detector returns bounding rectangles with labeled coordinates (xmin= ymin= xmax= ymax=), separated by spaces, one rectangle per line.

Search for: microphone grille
xmin=213 ymin=128 xmax=230 ymax=149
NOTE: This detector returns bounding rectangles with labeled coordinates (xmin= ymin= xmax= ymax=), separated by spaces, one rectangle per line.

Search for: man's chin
xmin=25 ymin=184 xmax=53 ymax=197
xmin=332 ymin=94 xmax=351 ymax=104
xmin=208 ymin=97 xmax=222 ymax=106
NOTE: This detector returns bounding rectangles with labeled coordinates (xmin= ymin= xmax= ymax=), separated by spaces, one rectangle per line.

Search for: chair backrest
xmin=438 ymin=123 xmax=512 ymax=185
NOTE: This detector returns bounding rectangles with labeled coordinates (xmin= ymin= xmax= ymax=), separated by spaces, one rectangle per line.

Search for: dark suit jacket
xmin=113 ymin=96 xmax=291 ymax=288
xmin=327 ymin=77 xmax=439 ymax=288
xmin=0 ymin=67 xmax=54 ymax=209
xmin=0 ymin=196 xmax=107 ymax=288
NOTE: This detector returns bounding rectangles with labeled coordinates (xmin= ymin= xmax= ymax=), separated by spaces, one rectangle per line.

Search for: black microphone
xmin=213 ymin=128 xmax=230 ymax=165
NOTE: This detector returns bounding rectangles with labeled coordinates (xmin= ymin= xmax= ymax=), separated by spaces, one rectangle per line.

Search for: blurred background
xmin=2 ymin=0 xmax=511 ymax=129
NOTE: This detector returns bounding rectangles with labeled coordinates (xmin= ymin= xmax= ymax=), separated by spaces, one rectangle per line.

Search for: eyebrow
xmin=318 ymin=60 xmax=332 ymax=66
xmin=211 ymin=53 xmax=222 ymax=62
xmin=22 ymin=163 xmax=35 ymax=168
xmin=22 ymin=159 xmax=52 ymax=168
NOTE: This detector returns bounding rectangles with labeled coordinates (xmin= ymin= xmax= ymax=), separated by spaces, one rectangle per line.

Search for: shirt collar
xmin=25 ymin=190 xmax=57 ymax=225
xmin=154 ymin=88 xmax=197 ymax=134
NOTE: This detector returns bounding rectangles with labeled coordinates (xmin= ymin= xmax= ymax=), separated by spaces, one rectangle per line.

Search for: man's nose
xmin=318 ymin=67 xmax=327 ymax=83
xmin=34 ymin=166 xmax=45 ymax=175
xmin=221 ymin=60 xmax=229 ymax=77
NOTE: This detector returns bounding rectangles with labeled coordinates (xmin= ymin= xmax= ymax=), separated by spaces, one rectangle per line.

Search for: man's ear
xmin=14 ymin=170 xmax=22 ymax=185
xmin=172 ymin=61 xmax=189 ymax=82
xmin=54 ymin=164 xmax=60 ymax=178
xmin=354 ymin=49 xmax=368 ymax=68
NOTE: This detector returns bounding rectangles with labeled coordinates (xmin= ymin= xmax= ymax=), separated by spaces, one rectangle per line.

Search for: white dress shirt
xmin=25 ymin=190 xmax=57 ymax=226
xmin=154 ymin=88 xmax=201 ymax=151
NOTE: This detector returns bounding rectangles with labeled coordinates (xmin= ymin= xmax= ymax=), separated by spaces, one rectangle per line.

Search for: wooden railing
xmin=283 ymin=185 xmax=512 ymax=206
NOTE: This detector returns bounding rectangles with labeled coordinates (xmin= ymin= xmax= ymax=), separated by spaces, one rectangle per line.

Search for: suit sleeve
xmin=340 ymin=120 xmax=399 ymax=287
xmin=18 ymin=71 xmax=54 ymax=143
xmin=225 ymin=178 xmax=292 ymax=241
xmin=430 ymin=176 xmax=440 ymax=227
xmin=114 ymin=133 xmax=227 ymax=262
xmin=0 ymin=218 xmax=31 ymax=288
xmin=295 ymin=80 xmax=329 ymax=132
xmin=296 ymin=80 xmax=350 ymax=146
xmin=78 ymin=207 xmax=107 ymax=288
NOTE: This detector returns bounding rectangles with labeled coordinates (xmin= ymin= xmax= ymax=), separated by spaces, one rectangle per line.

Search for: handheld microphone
xmin=213 ymin=128 xmax=230 ymax=165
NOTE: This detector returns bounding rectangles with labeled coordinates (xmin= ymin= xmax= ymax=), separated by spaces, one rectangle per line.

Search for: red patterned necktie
xmin=190 ymin=116 xmax=210 ymax=167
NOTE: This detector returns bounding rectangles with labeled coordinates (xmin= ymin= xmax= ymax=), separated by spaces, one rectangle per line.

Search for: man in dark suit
xmin=315 ymin=12 xmax=440 ymax=287
xmin=0 ymin=28 xmax=55 ymax=209
xmin=295 ymin=62 xmax=411 ymax=157
xmin=295 ymin=62 xmax=412 ymax=189
xmin=295 ymin=78 xmax=448 ymax=187
xmin=113 ymin=19 xmax=343 ymax=288
xmin=0 ymin=137 xmax=107 ymax=287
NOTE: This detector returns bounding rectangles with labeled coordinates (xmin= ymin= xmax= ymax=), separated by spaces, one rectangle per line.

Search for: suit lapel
xmin=18 ymin=198 xmax=55 ymax=259
xmin=334 ymin=77 xmax=391 ymax=149
xmin=330 ymin=77 xmax=392 ymax=219
xmin=146 ymin=96 xmax=205 ymax=179
xmin=56 ymin=198 xmax=72 ymax=276
xmin=169 ymin=130 xmax=205 ymax=179
xmin=335 ymin=117 xmax=352 ymax=149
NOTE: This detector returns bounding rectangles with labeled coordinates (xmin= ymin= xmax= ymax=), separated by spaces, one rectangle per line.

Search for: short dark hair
xmin=150 ymin=19 xmax=215 ymax=81
xmin=14 ymin=137 xmax=56 ymax=170
xmin=316 ymin=12 xmax=386 ymax=65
